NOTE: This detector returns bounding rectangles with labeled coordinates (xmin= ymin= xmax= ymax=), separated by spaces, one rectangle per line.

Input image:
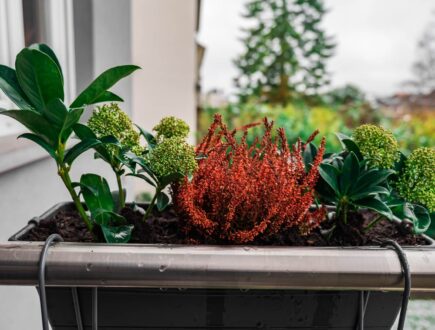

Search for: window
xmin=0 ymin=0 xmax=76 ymax=137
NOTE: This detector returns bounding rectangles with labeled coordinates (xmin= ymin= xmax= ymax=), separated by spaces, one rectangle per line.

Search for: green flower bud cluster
xmin=153 ymin=116 xmax=190 ymax=140
xmin=397 ymin=147 xmax=435 ymax=212
xmin=147 ymin=136 xmax=197 ymax=179
xmin=353 ymin=124 xmax=399 ymax=169
xmin=88 ymin=103 xmax=143 ymax=156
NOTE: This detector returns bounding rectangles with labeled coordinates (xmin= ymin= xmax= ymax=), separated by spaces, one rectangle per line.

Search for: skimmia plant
xmin=313 ymin=125 xmax=433 ymax=235
xmin=0 ymin=44 xmax=139 ymax=233
xmin=76 ymin=103 xmax=143 ymax=210
xmin=127 ymin=117 xmax=197 ymax=221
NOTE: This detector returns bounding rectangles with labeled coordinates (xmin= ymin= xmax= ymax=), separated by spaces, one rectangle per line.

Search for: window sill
xmin=0 ymin=135 xmax=50 ymax=175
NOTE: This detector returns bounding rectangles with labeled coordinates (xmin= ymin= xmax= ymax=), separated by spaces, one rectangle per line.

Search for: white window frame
xmin=0 ymin=0 xmax=76 ymax=114
xmin=0 ymin=0 xmax=76 ymax=172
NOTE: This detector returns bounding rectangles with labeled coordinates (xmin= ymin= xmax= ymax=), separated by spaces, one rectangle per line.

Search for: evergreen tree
xmin=234 ymin=0 xmax=335 ymax=105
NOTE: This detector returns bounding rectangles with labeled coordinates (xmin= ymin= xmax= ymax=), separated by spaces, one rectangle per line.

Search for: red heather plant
xmin=173 ymin=114 xmax=326 ymax=244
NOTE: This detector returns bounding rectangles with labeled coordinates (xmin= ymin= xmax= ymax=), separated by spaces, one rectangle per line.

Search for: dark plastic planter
xmin=3 ymin=202 xmax=435 ymax=330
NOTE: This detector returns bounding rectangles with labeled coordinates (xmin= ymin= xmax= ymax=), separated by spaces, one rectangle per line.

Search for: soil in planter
xmin=20 ymin=205 xmax=428 ymax=246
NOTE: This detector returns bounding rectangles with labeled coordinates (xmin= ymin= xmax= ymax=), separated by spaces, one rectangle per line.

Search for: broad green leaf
xmin=0 ymin=65 xmax=33 ymax=109
xmin=18 ymin=133 xmax=56 ymax=159
xmin=44 ymin=98 xmax=67 ymax=127
xmin=335 ymin=133 xmax=363 ymax=160
xmin=80 ymin=174 xmax=114 ymax=224
xmin=92 ymin=90 xmax=124 ymax=103
xmin=319 ymin=163 xmax=340 ymax=196
xmin=93 ymin=209 xmax=127 ymax=226
xmin=351 ymin=186 xmax=390 ymax=201
xmin=60 ymin=107 xmax=84 ymax=143
xmin=136 ymin=124 xmax=157 ymax=149
xmin=29 ymin=43 xmax=63 ymax=84
xmin=392 ymin=203 xmax=431 ymax=234
xmin=156 ymin=191 xmax=170 ymax=211
xmin=71 ymin=65 xmax=140 ymax=108
xmin=15 ymin=48 xmax=64 ymax=111
xmin=64 ymin=138 xmax=101 ymax=165
xmin=340 ymin=152 xmax=359 ymax=194
xmin=353 ymin=197 xmax=392 ymax=220
xmin=101 ymin=224 xmax=133 ymax=243
xmin=0 ymin=109 xmax=57 ymax=143
xmin=352 ymin=169 xmax=394 ymax=194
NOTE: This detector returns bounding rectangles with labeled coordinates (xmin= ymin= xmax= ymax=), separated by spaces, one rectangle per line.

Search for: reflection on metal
xmin=1 ymin=241 xmax=435 ymax=292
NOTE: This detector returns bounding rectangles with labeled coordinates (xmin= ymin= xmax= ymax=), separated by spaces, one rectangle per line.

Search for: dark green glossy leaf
xmin=136 ymin=124 xmax=157 ymax=149
xmin=92 ymin=90 xmax=124 ymax=104
xmin=391 ymin=203 xmax=431 ymax=234
xmin=64 ymin=138 xmax=101 ymax=165
xmin=0 ymin=65 xmax=32 ymax=109
xmin=71 ymin=65 xmax=140 ymax=108
xmin=351 ymin=185 xmax=390 ymax=201
xmin=340 ymin=152 xmax=359 ymax=194
xmin=352 ymin=169 xmax=394 ymax=194
xmin=156 ymin=191 xmax=170 ymax=211
xmin=15 ymin=48 xmax=64 ymax=110
xmin=353 ymin=197 xmax=392 ymax=220
xmin=80 ymin=174 xmax=114 ymax=224
xmin=44 ymin=98 xmax=67 ymax=127
xmin=0 ymin=109 xmax=57 ymax=143
xmin=29 ymin=43 xmax=63 ymax=84
xmin=319 ymin=163 xmax=340 ymax=196
xmin=60 ymin=107 xmax=84 ymax=143
xmin=18 ymin=133 xmax=56 ymax=159
xmin=101 ymin=224 xmax=133 ymax=243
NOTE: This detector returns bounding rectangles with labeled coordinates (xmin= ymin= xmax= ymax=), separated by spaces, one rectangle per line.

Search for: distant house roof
xmin=377 ymin=90 xmax=435 ymax=110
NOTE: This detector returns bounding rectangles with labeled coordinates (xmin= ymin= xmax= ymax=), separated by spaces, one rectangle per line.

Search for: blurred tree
xmin=404 ymin=13 xmax=435 ymax=93
xmin=234 ymin=0 xmax=335 ymax=106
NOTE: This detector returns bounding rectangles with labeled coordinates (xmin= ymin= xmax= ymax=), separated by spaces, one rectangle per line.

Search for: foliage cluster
xmin=174 ymin=114 xmax=326 ymax=243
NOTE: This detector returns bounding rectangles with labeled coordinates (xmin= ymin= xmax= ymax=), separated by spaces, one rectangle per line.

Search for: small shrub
xmin=396 ymin=147 xmax=435 ymax=212
xmin=173 ymin=114 xmax=326 ymax=244
xmin=352 ymin=124 xmax=399 ymax=169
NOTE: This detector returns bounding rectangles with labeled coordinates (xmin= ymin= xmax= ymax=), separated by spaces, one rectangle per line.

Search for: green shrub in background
xmin=199 ymin=102 xmax=435 ymax=155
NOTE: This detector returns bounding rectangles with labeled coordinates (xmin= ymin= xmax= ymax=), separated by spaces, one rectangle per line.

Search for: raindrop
xmin=159 ymin=264 xmax=168 ymax=272
xmin=86 ymin=263 xmax=92 ymax=272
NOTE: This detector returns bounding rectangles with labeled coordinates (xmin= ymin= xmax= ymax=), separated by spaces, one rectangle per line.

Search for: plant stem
xmin=115 ymin=171 xmax=125 ymax=210
xmin=143 ymin=186 xmax=161 ymax=222
xmin=364 ymin=214 xmax=383 ymax=232
xmin=58 ymin=165 xmax=93 ymax=232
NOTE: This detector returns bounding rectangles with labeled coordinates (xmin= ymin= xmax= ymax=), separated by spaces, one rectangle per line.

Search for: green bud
xmin=397 ymin=147 xmax=435 ymax=212
xmin=88 ymin=103 xmax=143 ymax=156
xmin=147 ymin=136 xmax=197 ymax=179
xmin=353 ymin=124 xmax=399 ymax=169
xmin=153 ymin=116 xmax=190 ymax=140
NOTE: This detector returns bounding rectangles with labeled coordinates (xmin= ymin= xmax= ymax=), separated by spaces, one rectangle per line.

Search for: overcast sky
xmin=198 ymin=0 xmax=435 ymax=98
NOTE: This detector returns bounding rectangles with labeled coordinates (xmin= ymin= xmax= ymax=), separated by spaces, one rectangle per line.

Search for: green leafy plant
xmin=317 ymin=150 xmax=393 ymax=224
xmin=0 ymin=43 xmax=139 ymax=232
xmin=127 ymin=118 xmax=197 ymax=221
xmin=79 ymin=174 xmax=133 ymax=243
xmin=316 ymin=130 xmax=433 ymax=235
xmin=77 ymin=103 xmax=143 ymax=209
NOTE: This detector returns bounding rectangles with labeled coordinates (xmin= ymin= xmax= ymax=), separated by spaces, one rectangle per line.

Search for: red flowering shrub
xmin=173 ymin=114 xmax=326 ymax=244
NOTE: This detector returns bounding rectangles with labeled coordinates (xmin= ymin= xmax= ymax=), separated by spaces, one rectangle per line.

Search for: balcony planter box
xmin=2 ymin=203 xmax=435 ymax=330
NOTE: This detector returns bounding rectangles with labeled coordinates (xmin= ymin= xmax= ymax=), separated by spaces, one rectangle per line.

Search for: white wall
xmin=131 ymin=0 xmax=198 ymax=195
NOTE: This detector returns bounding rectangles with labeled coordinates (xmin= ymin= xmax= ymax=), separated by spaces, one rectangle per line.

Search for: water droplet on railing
xmin=159 ymin=264 xmax=168 ymax=272
xmin=86 ymin=263 xmax=92 ymax=272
